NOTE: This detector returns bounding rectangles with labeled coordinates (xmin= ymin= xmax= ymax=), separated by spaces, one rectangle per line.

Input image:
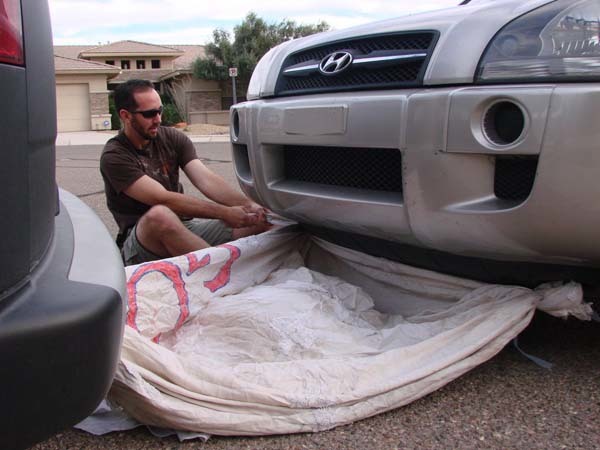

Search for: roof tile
xmin=109 ymin=69 xmax=173 ymax=83
xmin=54 ymin=55 xmax=121 ymax=73
xmin=80 ymin=40 xmax=184 ymax=56
xmin=54 ymin=41 xmax=206 ymax=74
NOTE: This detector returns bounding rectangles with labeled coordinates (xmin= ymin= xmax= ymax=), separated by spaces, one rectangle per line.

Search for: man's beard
xmin=131 ymin=117 xmax=158 ymax=141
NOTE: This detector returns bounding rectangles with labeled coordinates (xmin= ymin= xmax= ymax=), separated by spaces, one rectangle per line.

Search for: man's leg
xmin=183 ymin=218 xmax=271 ymax=246
xmin=136 ymin=205 xmax=210 ymax=258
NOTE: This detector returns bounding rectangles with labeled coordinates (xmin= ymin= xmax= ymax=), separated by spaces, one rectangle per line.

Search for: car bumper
xmin=231 ymin=83 xmax=600 ymax=268
xmin=0 ymin=190 xmax=125 ymax=449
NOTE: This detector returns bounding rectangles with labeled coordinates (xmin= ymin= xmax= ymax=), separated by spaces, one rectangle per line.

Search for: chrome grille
xmin=284 ymin=146 xmax=403 ymax=193
xmin=275 ymin=32 xmax=437 ymax=96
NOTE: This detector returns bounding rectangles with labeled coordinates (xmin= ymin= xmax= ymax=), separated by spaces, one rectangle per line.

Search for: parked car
xmin=231 ymin=0 xmax=600 ymax=287
xmin=0 ymin=1 xmax=125 ymax=448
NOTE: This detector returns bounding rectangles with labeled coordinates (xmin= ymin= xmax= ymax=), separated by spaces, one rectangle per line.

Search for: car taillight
xmin=0 ymin=0 xmax=23 ymax=66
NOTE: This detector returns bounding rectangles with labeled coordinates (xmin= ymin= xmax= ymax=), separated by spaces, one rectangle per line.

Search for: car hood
xmin=257 ymin=0 xmax=556 ymax=95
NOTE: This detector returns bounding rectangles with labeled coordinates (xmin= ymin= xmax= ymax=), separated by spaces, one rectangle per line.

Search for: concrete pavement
xmin=56 ymin=130 xmax=230 ymax=146
xmin=47 ymin=129 xmax=600 ymax=450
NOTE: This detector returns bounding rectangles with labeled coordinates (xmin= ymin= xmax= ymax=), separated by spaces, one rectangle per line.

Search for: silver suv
xmin=0 ymin=1 xmax=124 ymax=448
xmin=231 ymin=0 xmax=600 ymax=286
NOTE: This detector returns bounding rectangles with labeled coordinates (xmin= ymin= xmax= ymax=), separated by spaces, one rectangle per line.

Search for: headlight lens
xmin=247 ymin=44 xmax=286 ymax=100
xmin=477 ymin=0 xmax=600 ymax=82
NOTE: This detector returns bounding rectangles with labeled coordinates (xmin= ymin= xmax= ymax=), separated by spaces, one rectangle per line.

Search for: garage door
xmin=56 ymin=84 xmax=90 ymax=132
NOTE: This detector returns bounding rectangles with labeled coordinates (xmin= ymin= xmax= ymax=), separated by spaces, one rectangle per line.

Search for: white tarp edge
xmin=108 ymin=226 xmax=592 ymax=436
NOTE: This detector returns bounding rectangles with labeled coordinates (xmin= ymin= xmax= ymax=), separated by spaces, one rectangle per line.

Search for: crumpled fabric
xmin=109 ymin=226 xmax=592 ymax=436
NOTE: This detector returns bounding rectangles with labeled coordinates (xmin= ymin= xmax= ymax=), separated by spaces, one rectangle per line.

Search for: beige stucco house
xmin=54 ymin=55 xmax=120 ymax=132
xmin=54 ymin=40 xmax=233 ymax=132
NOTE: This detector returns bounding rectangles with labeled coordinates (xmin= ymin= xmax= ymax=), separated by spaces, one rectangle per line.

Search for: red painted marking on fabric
xmin=126 ymin=275 xmax=140 ymax=331
xmin=204 ymin=244 xmax=241 ymax=292
xmin=126 ymin=261 xmax=190 ymax=339
xmin=186 ymin=253 xmax=211 ymax=275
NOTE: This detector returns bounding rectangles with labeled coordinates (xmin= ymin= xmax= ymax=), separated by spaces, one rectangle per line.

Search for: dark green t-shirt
xmin=100 ymin=126 xmax=197 ymax=234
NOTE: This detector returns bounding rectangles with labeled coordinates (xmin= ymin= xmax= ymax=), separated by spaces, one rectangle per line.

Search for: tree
xmin=193 ymin=12 xmax=329 ymax=83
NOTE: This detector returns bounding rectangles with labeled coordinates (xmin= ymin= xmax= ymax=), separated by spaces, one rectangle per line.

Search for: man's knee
xmin=139 ymin=205 xmax=180 ymax=234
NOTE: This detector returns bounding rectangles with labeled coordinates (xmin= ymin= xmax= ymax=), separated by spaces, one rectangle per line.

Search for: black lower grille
xmin=284 ymin=146 xmax=403 ymax=193
xmin=232 ymin=144 xmax=251 ymax=181
xmin=494 ymin=156 xmax=538 ymax=201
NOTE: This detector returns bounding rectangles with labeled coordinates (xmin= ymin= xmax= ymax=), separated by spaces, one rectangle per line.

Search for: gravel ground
xmin=35 ymin=141 xmax=600 ymax=450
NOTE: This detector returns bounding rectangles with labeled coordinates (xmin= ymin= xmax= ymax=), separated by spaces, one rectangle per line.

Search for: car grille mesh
xmin=283 ymin=145 xmax=403 ymax=193
xmin=283 ymin=62 xmax=423 ymax=93
xmin=289 ymin=33 xmax=434 ymax=64
xmin=275 ymin=32 xmax=436 ymax=96
xmin=494 ymin=157 xmax=538 ymax=201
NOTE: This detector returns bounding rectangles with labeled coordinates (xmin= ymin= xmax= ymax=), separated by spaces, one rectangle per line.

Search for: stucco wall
xmin=189 ymin=111 xmax=229 ymax=126
xmin=88 ymin=56 xmax=175 ymax=70
xmin=56 ymin=73 xmax=108 ymax=92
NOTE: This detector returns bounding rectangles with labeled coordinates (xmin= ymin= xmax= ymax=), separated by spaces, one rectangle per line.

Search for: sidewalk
xmin=56 ymin=130 xmax=230 ymax=146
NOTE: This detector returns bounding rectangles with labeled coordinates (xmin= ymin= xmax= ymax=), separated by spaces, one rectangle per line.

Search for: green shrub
xmin=160 ymin=103 xmax=183 ymax=126
xmin=108 ymin=94 xmax=121 ymax=130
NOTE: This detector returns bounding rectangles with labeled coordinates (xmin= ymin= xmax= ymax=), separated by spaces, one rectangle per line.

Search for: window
xmin=105 ymin=60 xmax=115 ymax=66
xmin=136 ymin=60 xmax=146 ymax=69
xmin=151 ymin=59 xmax=161 ymax=69
xmin=121 ymin=60 xmax=130 ymax=70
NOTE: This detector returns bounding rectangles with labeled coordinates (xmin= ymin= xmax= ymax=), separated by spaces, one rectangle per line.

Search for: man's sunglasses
xmin=130 ymin=106 xmax=163 ymax=118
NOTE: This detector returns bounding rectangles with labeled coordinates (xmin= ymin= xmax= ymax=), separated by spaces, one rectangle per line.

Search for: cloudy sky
xmin=49 ymin=0 xmax=460 ymax=46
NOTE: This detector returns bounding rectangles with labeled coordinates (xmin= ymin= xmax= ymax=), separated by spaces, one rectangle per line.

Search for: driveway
xmin=33 ymin=140 xmax=600 ymax=449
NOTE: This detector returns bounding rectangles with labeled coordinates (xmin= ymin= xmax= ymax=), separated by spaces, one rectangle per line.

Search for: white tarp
xmin=109 ymin=226 xmax=592 ymax=436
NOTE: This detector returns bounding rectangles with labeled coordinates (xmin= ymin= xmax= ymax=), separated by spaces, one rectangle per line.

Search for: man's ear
xmin=118 ymin=108 xmax=130 ymax=123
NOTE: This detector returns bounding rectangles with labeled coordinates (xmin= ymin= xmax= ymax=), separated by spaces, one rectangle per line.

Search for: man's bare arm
xmin=183 ymin=159 xmax=256 ymax=206
xmin=123 ymin=174 xmax=259 ymax=228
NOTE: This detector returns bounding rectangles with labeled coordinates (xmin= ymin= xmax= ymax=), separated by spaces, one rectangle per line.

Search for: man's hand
xmin=242 ymin=201 xmax=269 ymax=223
xmin=223 ymin=206 xmax=264 ymax=228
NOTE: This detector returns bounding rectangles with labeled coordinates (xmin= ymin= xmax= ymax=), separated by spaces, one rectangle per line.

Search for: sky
xmin=49 ymin=0 xmax=460 ymax=46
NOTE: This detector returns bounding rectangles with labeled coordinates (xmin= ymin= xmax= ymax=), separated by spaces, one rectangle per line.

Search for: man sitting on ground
xmin=100 ymin=79 xmax=270 ymax=265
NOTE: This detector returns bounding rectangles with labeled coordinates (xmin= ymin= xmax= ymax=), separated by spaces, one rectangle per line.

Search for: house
xmin=54 ymin=55 xmax=120 ymax=132
xmin=54 ymin=40 xmax=236 ymax=132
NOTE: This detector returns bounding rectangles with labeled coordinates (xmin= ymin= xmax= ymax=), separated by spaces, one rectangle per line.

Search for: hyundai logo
xmin=319 ymin=51 xmax=353 ymax=75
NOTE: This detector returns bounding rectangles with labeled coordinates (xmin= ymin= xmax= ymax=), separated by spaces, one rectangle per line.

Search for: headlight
xmin=477 ymin=0 xmax=600 ymax=82
xmin=247 ymin=43 xmax=289 ymax=100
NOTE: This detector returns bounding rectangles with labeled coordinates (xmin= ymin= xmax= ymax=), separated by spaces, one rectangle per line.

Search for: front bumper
xmin=231 ymin=84 xmax=600 ymax=267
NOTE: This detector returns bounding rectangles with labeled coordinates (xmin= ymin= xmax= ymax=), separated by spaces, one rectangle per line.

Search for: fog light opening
xmin=232 ymin=109 xmax=240 ymax=140
xmin=483 ymin=101 xmax=525 ymax=146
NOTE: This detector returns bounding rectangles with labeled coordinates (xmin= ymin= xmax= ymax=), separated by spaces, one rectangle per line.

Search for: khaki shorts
xmin=121 ymin=218 xmax=233 ymax=266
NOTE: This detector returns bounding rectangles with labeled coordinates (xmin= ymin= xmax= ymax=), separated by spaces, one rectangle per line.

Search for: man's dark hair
xmin=114 ymin=79 xmax=155 ymax=112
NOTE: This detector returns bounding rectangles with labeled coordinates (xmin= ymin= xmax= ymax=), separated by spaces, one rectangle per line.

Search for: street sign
xmin=229 ymin=67 xmax=238 ymax=77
